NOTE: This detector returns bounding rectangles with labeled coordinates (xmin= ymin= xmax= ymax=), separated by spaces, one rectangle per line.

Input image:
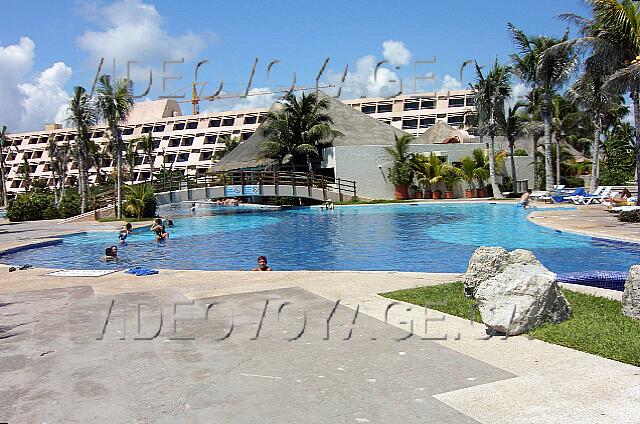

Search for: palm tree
xmin=509 ymin=23 xmax=577 ymax=191
xmin=0 ymin=126 xmax=9 ymax=206
xmin=472 ymin=59 xmax=510 ymax=198
xmin=562 ymin=0 xmax=640 ymax=203
xmin=125 ymin=140 xmax=139 ymax=184
xmin=95 ymin=75 xmax=134 ymax=218
xmin=135 ymin=132 xmax=156 ymax=182
xmin=212 ymin=134 xmax=240 ymax=162
xmin=498 ymin=101 xmax=527 ymax=192
xmin=18 ymin=157 xmax=31 ymax=193
xmin=67 ymin=86 xmax=97 ymax=214
xmin=90 ymin=143 xmax=110 ymax=185
xmin=261 ymin=92 xmax=342 ymax=173
xmin=124 ymin=183 xmax=155 ymax=220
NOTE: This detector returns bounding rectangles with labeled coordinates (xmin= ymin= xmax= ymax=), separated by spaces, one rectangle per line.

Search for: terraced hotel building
xmin=1 ymin=89 xmax=514 ymax=199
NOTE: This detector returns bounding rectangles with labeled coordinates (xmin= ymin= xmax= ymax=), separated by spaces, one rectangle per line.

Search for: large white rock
xmin=475 ymin=264 xmax=572 ymax=335
xmin=622 ymin=265 xmax=640 ymax=320
xmin=464 ymin=247 xmax=541 ymax=297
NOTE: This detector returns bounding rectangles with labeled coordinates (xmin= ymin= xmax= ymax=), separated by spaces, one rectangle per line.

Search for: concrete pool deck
xmin=0 ymin=205 xmax=639 ymax=423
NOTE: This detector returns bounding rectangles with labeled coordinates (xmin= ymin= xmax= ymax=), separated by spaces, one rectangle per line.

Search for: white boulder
xmin=475 ymin=264 xmax=572 ymax=335
xmin=464 ymin=247 xmax=541 ymax=297
xmin=622 ymin=265 xmax=640 ymax=320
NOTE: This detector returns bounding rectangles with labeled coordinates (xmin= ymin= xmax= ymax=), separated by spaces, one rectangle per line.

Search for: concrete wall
xmin=333 ymin=143 xmax=493 ymax=200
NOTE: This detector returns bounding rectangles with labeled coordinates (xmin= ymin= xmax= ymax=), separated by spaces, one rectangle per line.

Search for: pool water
xmin=1 ymin=203 xmax=639 ymax=273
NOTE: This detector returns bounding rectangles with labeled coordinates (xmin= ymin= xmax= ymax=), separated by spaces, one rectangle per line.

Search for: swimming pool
xmin=1 ymin=203 xmax=639 ymax=273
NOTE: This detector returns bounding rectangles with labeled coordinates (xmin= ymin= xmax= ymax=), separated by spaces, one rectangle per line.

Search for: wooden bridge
xmin=153 ymin=171 xmax=358 ymax=205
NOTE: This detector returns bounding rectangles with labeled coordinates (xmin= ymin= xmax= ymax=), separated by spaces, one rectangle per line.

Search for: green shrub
xmin=6 ymin=192 xmax=55 ymax=222
xmin=123 ymin=184 xmax=157 ymax=219
xmin=513 ymin=149 xmax=528 ymax=156
xmin=58 ymin=194 xmax=80 ymax=218
xmin=619 ymin=209 xmax=640 ymax=223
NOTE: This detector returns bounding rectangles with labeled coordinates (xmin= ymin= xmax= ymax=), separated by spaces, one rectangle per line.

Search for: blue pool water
xmin=1 ymin=203 xmax=639 ymax=273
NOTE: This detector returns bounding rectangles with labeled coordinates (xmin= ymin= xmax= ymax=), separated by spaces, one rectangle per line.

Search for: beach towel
xmin=125 ymin=267 xmax=159 ymax=276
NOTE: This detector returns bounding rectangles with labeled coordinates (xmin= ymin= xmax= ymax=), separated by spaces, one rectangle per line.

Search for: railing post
xmin=322 ymin=175 xmax=327 ymax=200
xmin=338 ymin=178 xmax=343 ymax=202
xmin=275 ymin=171 xmax=279 ymax=196
xmin=307 ymin=173 xmax=312 ymax=198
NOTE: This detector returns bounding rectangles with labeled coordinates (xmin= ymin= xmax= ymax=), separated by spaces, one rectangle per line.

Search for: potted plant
xmin=411 ymin=153 xmax=434 ymax=199
xmin=411 ymin=184 xmax=423 ymax=199
xmin=427 ymin=153 xmax=445 ymax=199
xmin=385 ymin=135 xmax=414 ymax=200
xmin=441 ymin=165 xmax=462 ymax=199
xmin=471 ymin=148 xmax=490 ymax=197
xmin=459 ymin=156 xmax=477 ymax=198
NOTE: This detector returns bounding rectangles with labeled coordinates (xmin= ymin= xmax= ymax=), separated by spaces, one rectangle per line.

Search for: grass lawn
xmin=382 ymin=282 xmax=640 ymax=367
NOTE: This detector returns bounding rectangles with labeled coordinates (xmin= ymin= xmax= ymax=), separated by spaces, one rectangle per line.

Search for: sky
xmin=0 ymin=0 xmax=590 ymax=133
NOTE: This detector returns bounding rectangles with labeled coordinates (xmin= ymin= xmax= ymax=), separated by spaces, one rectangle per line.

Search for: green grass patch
xmin=382 ymin=282 xmax=640 ymax=367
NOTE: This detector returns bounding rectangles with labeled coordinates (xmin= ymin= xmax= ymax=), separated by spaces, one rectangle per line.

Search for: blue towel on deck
xmin=125 ymin=267 xmax=159 ymax=276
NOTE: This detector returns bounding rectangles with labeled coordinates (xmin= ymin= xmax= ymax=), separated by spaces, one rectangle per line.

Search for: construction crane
xmin=180 ymin=61 xmax=335 ymax=114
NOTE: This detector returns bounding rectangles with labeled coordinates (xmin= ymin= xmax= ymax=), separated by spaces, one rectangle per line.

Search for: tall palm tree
xmin=0 ymin=126 xmax=9 ymax=206
xmin=498 ymin=101 xmax=527 ymax=191
xmin=261 ymin=92 xmax=342 ymax=173
xmin=563 ymin=0 xmax=640 ymax=203
xmin=67 ymin=86 xmax=97 ymax=213
xmin=95 ymin=75 xmax=134 ymax=218
xmin=472 ymin=59 xmax=510 ymax=198
xmin=136 ymin=132 xmax=156 ymax=182
xmin=125 ymin=140 xmax=139 ymax=184
xmin=509 ymin=23 xmax=577 ymax=190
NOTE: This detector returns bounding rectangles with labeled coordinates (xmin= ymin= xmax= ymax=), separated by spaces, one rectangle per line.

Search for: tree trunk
xmin=0 ymin=154 xmax=7 ymax=207
xmin=78 ymin=146 xmax=86 ymax=214
xmin=306 ymin=153 xmax=313 ymax=175
xmin=509 ymin=142 xmax=517 ymax=192
xmin=542 ymin=94 xmax=554 ymax=191
xmin=555 ymin=137 xmax=561 ymax=186
xmin=114 ymin=125 xmax=123 ymax=219
xmin=489 ymin=134 xmax=503 ymax=198
xmin=634 ymin=91 xmax=640 ymax=206
xmin=532 ymin=137 xmax=538 ymax=190
xmin=590 ymin=117 xmax=601 ymax=193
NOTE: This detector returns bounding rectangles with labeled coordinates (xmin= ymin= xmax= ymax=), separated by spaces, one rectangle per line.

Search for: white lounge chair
xmin=570 ymin=186 xmax=612 ymax=205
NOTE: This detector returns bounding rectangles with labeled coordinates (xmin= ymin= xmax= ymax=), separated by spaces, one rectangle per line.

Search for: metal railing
xmin=152 ymin=170 xmax=357 ymax=201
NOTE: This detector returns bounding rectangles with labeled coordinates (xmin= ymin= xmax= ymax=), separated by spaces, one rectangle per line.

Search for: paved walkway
xmin=529 ymin=203 xmax=640 ymax=243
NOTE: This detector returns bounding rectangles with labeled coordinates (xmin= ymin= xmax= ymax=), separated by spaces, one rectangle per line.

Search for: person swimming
xmin=518 ymin=189 xmax=532 ymax=208
xmin=252 ymin=255 xmax=272 ymax=271
xmin=166 ymin=219 xmax=174 ymax=227
xmin=119 ymin=223 xmax=133 ymax=243
xmin=150 ymin=218 xmax=163 ymax=232
xmin=104 ymin=245 xmax=118 ymax=261
xmin=156 ymin=225 xmax=169 ymax=241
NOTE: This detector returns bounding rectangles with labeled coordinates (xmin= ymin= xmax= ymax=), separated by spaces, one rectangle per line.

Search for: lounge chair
xmin=569 ymin=186 xmax=613 ymax=205
xmin=609 ymin=205 xmax=640 ymax=213
xmin=549 ymin=187 xmax=588 ymax=204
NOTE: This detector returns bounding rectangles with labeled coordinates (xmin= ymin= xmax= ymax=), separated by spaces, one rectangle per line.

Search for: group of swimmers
xmin=104 ymin=217 xmax=174 ymax=260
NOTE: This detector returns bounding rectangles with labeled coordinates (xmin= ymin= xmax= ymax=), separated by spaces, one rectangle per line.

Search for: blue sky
xmin=0 ymin=0 xmax=589 ymax=132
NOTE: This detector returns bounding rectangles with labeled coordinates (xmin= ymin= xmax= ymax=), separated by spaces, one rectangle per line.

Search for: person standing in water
xmin=252 ymin=255 xmax=272 ymax=271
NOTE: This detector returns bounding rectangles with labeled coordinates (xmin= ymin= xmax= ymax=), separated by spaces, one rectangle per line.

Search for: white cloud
xmin=382 ymin=40 xmax=411 ymax=67
xmin=203 ymin=87 xmax=279 ymax=113
xmin=440 ymin=74 xmax=462 ymax=91
xmin=0 ymin=37 xmax=72 ymax=132
xmin=331 ymin=54 xmax=402 ymax=99
xmin=76 ymin=0 xmax=210 ymax=91
xmin=19 ymin=62 xmax=73 ymax=130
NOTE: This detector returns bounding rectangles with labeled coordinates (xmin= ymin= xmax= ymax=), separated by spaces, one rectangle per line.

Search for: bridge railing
xmin=152 ymin=170 xmax=357 ymax=201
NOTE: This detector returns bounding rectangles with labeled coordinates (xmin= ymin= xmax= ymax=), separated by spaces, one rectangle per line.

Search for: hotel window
xmin=222 ymin=117 xmax=235 ymax=126
xmin=168 ymin=139 xmax=180 ymax=147
xmin=153 ymin=139 xmax=161 ymax=149
xmin=466 ymin=97 xmax=475 ymax=106
xmin=173 ymin=122 xmax=185 ymax=131
xmin=361 ymin=104 xmax=376 ymax=114
xmin=420 ymin=99 xmax=436 ymax=109
xmin=186 ymin=121 xmax=198 ymax=130
xmin=204 ymin=135 xmax=217 ymax=144
xmin=177 ymin=153 xmax=190 ymax=162
xmin=402 ymin=118 xmax=418 ymax=129
xmin=403 ymin=101 xmax=420 ymax=111
xmin=93 ymin=131 xmax=104 ymax=138
xmin=141 ymin=126 xmax=152 ymax=134
xmin=377 ymin=103 xmax=392 ymax=113
xmin=420 ymin=117 xmax=436 ymax=128
xmin=153 ymin=125 xmax=165 ymax=132
xmin=243 ymin=115 xmax=257 ymax=125
xmin=32 ymin=151 xmax=43 ymax=159
xmin=164 ymin=154 xmax=176 ymax=163
xmin=181 ymin=137 xmax=194 ymax=146
xmin=140 ymin=171 xmax=150 ymax=181
xmin=209 ymin=119 xmax=221 ymax=127
xmin=28 ymin=138 xmax=38 ymax=145
xmin=258 ymin=113 xmax=266 ymax=123
xmin=448 ymin=98 xmax=465 ymax=107
xmin=199 ymin=151 xmax=213 ymax=161
xmin=447 ymin=115 xmax=465 ymax=125
xmin=242 ymin=132 xmax=253 ymax=140
xmin=122 ymin=128 xmax=134 ymax=135
xmin=55 ymin=135 xmax=64 ymax=142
